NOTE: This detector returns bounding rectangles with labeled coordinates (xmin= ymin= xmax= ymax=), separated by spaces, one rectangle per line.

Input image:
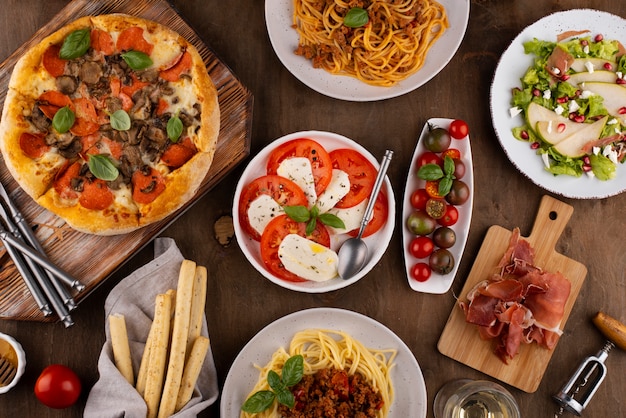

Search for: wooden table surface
xmin=1 ymin=1 xmax=625 ymax=417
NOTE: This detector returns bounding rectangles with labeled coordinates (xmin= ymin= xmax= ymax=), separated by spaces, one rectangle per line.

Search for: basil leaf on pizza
xmin=0 ymin=14 xmax=220 ymax=235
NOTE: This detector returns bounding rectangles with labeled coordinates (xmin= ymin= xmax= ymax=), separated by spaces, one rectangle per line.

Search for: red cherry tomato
xmin=449 ymin=119 xmax=469 ymax=139
xmin=34 ymin=364 xmax=82 ymax=409
xmin=260 ymin=214 xmax=331 ymax=282
xmin=438 ymin=205 xmax=459 ymax=227
xmin=329 ymin=148 xmax=377 ymax=208
xmin=409 ymin=236 xmax=434 ymax=259
xmin=416 ymin=151 xmax=443 ymax=169
xmin=410 ymin=188 xmax=430 ymax=210
xmin=411 ymin=262 xmax=432 ymax=282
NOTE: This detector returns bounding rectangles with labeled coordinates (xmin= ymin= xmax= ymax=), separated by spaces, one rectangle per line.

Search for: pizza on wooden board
xmin=0 ymin=14 xmax=220 ymax=235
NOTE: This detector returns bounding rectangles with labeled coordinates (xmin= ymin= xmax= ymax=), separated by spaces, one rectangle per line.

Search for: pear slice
xmin=570 ymin=58 xmax=616 ymax=73
xmin=580 ymin=82 xmax=626 ymax=125
xmin=553 ymin=116 xmax=608 ymax=158
xmin=526 ymin=102 xmax=569 ymax=132
xmin=566 ymin=70 xmax=617 ymax=86
xmin=536 ymin=120 xmax=588 ymax=145
xmin=526 ymin=102 xmax=586 ymax=142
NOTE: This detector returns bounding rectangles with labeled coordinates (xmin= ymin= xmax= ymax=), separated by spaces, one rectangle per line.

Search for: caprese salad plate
xmin=490 ymin=9 xmax=626 ymax=199
xmin=233 ymin=131 xmax=395 ymax=293
xmin=402 ymin=118 xmax=473 ymax=293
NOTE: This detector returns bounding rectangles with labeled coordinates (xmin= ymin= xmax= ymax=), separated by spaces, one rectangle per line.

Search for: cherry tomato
xmin=406 ymin=210 xmax=437 ymax=236
xmin=411 ymin=262 xmax=431 ymax=282
xmin=441 ymin=148 xmax=461 ymax=160
xmin=449 ymin=119 xmax=469 ymax=139
xmin=425 ymin=198 xmax=446 ymax=219
xmin=424 ymin=127 xmax=451 ymax=152
xmin=34 ymin=364 xmax=82 ymax=409
xmin=429 ymin=248 xmax=455 ymax=274
xmin=266 ymin=138 xmax=333 ymax=196
xmin=438 ymin=205 xmax=459 ymax=227
xmin=425 ymin=180 xmax=443 ymax=198
xmin=446 ymin=180 xmax=470 ymax=205
xmin=452 ymin=158 xmax=466 ymax=179
xmin=409 ymin=236 xmax=434 ymax=259
xmin=260 ymin=214 xmax=331 ymax=282
xmin=347 ymin=190 xmax=389 ymax=238
xmin=329 ymin=148 xmax=377 ymax=208
xmin=410 ymin=188 xmax=430 ymax=210
xmin=416 ymin=151 xmax=443 ymax=169
xmin=238 ymin=175 xmax=308 ymax=241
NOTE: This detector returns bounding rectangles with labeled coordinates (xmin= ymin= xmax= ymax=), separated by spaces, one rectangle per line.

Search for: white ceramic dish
xmin=220 ymin=307 xmax=427 ymax=417
xmin=0 ymin=332 xmax=26 ymax=394
xmin=264 ymin=0 xmax=470 ymax=101
xmin=233 ymin=130 xmax=395 ymax=293
xmin=402 ymin=118 xmax=473 ymax=293
xmin=490 ymin=9 xmax=626 ymax=199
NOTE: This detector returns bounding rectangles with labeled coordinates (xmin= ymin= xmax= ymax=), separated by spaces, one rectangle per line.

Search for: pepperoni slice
xmin=70 ymin=97 xmax=99 ymax=136
xmin=79 ymin=178 xmax=114 ymax=210
xmin=90 ymin=29 xmax=114 ymax=55
xmin=159 ymin=51 xmax=192 ymax=82
xmin=42 ymin=45 xmax=66 ymax=77
xmin=116 ymin=27 xmax=154 ymax=55
xmin=120 ymin=74 xmax=150 ymax=97
xmin=53 ymin=161 xmax=81 ymax=200
xmin=70 ymin=118 xmax=99 ymax=136
xmin=38 ymin=91 xmax=73 ymax=119
xmin=160 ymin=137 xmax=197 ymax=168
xmin=156 ymin=98 xmax=169 ymax=115
xmin=19 ymin=132 xmax=49 ymax=158
xmin=132 ymin=167 xmax=166 ymax=204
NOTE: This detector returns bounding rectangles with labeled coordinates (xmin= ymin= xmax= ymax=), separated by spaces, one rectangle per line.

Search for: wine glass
xmin=433 ymin=379 xmax=521 ymax=418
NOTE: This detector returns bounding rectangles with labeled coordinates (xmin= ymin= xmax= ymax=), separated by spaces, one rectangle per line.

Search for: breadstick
xmin=175 ymin=336 xmax=210 ymax=411
xmin=108 ymin=313 xmax=134 ymax=385
xmin=144 ymin=293 xmax=172 ymax=418
xmin=158 ymin=260 xmax=196 ymax=418
xmin=186 ymin=266 xmax=207 ymax=358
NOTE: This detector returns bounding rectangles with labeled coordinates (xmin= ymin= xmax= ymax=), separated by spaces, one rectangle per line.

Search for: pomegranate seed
xmin=568 ymin=113 xmax=576 ymax=121
xmin=532 ymin=88 xmax=541 ymax=97
xmin=557 ymin=96 xmax=568 ymax=104
xmin=619 ymin=107 xmax=626 ymax=115
xmin=616 ymin=78 xmax=626 ymax=85
xmin=583 ymin=156 xmax=591 ymax=165
xmin=595 ymin=34 xmax=604 ymax=42
xmin=574 ymin=115 xmax=586 ymax=123
xmin=581 ymin=40 xmax=589 ymax=47
xmin=520 ymin=130 xmax=529 ymax=140
xmin=560 ymin=74 xmax=570 ymax=81
xmin=604 ymin=62 xmax=613 ymax=70
xmin=557 ymin=123 xmax=566 ymax=133
xmin=583 ymin=164 xmax=592 ymax=172
xmin=530 ymin=142 xmax=540 ymax=149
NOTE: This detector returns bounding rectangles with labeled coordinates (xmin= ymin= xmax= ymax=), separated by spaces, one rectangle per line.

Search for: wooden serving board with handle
xmin=438 ymin=195 xmax=587 ymax=393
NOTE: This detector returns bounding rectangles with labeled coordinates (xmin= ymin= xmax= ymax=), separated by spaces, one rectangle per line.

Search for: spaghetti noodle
xmin=293 ymin=0 xmax=449 ymax=87
xmin=241 ymin=329 xmax=396 ymax=417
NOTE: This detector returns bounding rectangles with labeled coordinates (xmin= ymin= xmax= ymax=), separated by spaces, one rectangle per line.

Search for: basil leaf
xmin=167 ymin=114 xmax=184 ymax=142
xmin=88 ymin=154 xmax=119 ymax=181
xmin=110 ymin=109 xmax=131 ymax=131
xmin=283 ymin=205 xmax=310 ymax=223
xmin=438 ymin=177 xmax=453 ymax=196
xmin=310 ymin=205 xmax=319 ymax=219
xmin=417 ymin=163 xmax=444 ymax=181
xmin=306 ymin=217 xmax=317 ymax=236
xmin=241 ymin=390 xmax=275 ymax=413
xmin=281 ymin=355 xmax=304 ymax=387
xmin=121 ymin=50 xmax=153 ymax=71
xmin=59 ymin=29 xmax=91 ymax=59
xmin=318 ymin=213 xmax=346 ymax=230
xmin=267 ymin=370 xmax=284 ymax=392
xmin=443 ymin=155 xmax=456 ymax=177
xmin=52 ymin=106 xmax=75 ymax=133
xmin=344 ymin=7 xmax=369 ymax=28
xmin=276 ymin=388 xmax=296 ymax=409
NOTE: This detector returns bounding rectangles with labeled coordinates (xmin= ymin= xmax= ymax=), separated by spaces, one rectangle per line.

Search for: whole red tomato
xmin=449 ymin=119 xmax=469 ymax=139
xmin=34 ymin=364 xmax=82 ymax=409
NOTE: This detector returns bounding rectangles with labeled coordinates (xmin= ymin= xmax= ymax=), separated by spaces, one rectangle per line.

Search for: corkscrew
xmin=553 ymin=312 xmax=626 ymax=416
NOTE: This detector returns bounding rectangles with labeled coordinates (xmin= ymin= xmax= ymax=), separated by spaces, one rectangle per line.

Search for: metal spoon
xmin=337 ymin=150 xmax=393 ymax=280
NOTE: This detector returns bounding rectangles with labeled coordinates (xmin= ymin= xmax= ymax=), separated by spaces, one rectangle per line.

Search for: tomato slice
xmin=238 ymin=175 xmax=308 ymax=241
xmin=260 ymin=214 xmax=331 ymax=282
xmin=347 ymin=190 xmax=388 ymax=238
xmin=266 ymin=138 xmax=333 ymax=196
xmin=329 ymin=148 xmax=377 ymax=209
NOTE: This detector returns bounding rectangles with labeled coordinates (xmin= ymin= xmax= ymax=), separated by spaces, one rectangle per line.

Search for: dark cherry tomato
xmin=425 ymin=198 xmax=446 ymax=219
xmin=406 ymin=210 xmax=437 ymax=236
xmin=411 ymin=262 xmax=432 ymax=282
xmin=449 ymin=119 xmax=469 ymax=139
xmin=438 ymin=205 xmax=459 ymax=227
xmin=452 ymin=158 xmax=466 ymax=179
xmin=429 ymin=248 xmax=455 ymax=274
xmin=433 ymin=226 xmax=456 ymax=248
xmin=446 ymin=180 xmax=470 ymax=205
xmin=416 ymin=151 xmax=443 ymax=169
xmin=34 ymin=364 xmax=82 ymax=409
xmin=410 ymin=188 xmax=430 ymax=210
xmin=409 ymin=236 xmax=434 ymax=259
xmin=424 ymin=127 xmax=451 ymax=152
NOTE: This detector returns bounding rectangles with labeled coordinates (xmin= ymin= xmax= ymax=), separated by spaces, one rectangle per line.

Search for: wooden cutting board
xmin=438 ymin=195 xmax=587 ymax=393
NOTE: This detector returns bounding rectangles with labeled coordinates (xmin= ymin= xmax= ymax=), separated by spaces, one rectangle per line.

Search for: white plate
xmin=490 ymin=9 xmax=626 ymax=199
xmin=220 ymin=307 xmax=427 ymax=417
xmin=264 ymin=0 xmax=470 ymax=101
xmin=402 ymin=118 xmax=473 ymax=293
xmin=232 ymin=130 xmax=395 ymax=293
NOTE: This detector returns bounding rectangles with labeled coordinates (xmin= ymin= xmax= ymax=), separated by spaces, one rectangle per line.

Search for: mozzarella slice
xmin=277 ymin=157 xmax=317 ymax=208
xmin=247 ymin=194 xmax=284 ymax=236
xmin=278 ymin=234 xmax=338 ymax=282
xmin=316 ymin=169 xmax=350 ymax=213
xmin=326 ymin=198 xmax=368 ymax=234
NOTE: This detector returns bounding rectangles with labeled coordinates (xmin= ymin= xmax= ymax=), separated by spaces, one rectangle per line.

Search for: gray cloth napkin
xmin=84 ymin=237 xmax=219 ymax=418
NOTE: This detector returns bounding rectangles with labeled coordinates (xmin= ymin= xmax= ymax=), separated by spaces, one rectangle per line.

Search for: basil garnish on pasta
xmin=344 ymin=7 xmax=369 ymax=28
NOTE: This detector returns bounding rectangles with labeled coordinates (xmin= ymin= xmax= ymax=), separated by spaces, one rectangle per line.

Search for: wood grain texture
xmin=438 ymin=196 xmax=587 ymax=392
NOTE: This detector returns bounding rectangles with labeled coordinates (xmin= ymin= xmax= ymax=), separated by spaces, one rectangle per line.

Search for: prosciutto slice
xmin=459 ymin=228 xmax=571 ymax=364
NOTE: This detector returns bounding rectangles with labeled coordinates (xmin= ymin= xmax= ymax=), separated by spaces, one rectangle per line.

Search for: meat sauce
xmin=277 ymin=367 xmax=383 ymax=418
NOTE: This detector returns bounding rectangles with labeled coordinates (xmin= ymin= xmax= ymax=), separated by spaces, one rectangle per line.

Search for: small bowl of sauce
xmin=0 ymin=332 xmax=26 ymax=394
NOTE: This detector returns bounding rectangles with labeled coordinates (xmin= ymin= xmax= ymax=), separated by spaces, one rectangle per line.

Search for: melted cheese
xmin=278 ymin=234 xmax=338 ymax=282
